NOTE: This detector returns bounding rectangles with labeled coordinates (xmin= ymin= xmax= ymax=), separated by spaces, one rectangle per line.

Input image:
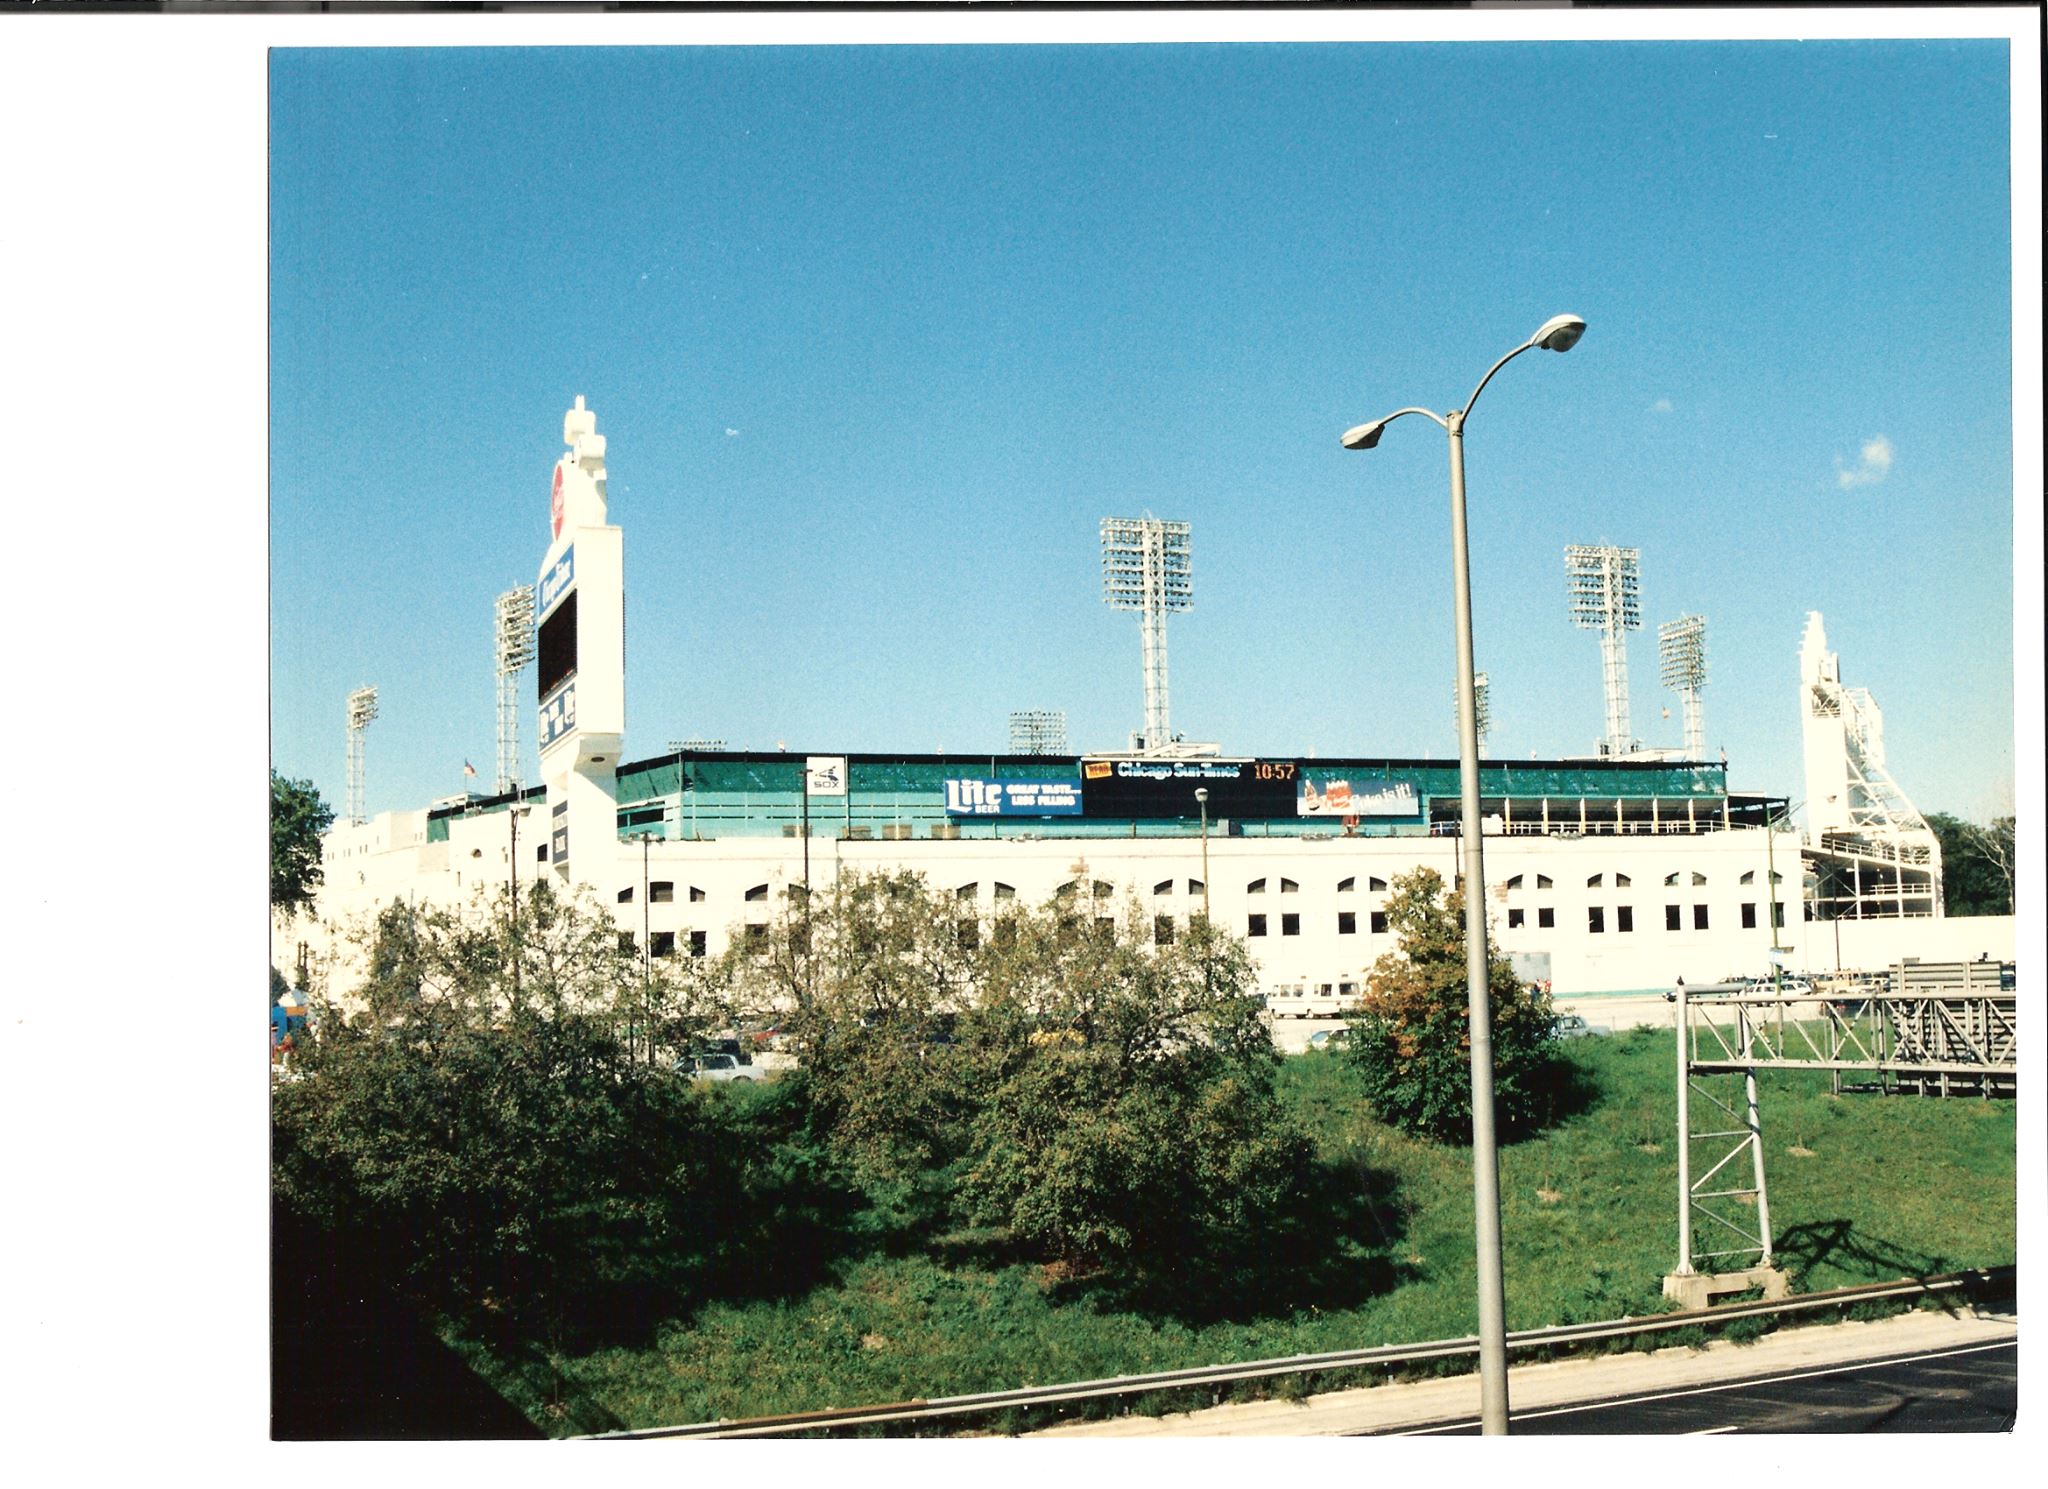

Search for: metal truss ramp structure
xmin=1665 ymin=962 xmax=2016 ymax=1307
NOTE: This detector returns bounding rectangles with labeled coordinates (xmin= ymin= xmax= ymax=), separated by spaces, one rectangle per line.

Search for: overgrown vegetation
xmin=719 ymin=872 xmax=1314 ymax=1288
xmin=269 ymin=770 xmax=335 ymax=916
xmin=1341 ymin=867 xmax=1567 ymax=1142
xmin=1925 ymin=811 xmax=2016 ymax=916
xmin=274 ymin=874 xmax=2015 ymax=1437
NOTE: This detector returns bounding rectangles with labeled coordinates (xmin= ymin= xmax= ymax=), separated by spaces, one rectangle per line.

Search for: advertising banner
xmin=550 ymin=799 xmax=570 ymax=872
xmin=1079 ymin=758 xmax=1300 ymax=819
xmin=538 ymin=680 xmax=577 ymax=752
xmin=943 ymin=778 xmax=1084 ymax=816
xmin=805 ymin=756 xmax=847 ymax=797
xmin=538 ymin=544 xmax=576 ymax=619
xmin=1296 ymin=775 xmax=1420 ymax=818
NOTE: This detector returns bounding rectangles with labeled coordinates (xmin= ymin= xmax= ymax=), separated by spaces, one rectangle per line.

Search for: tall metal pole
xmin=1341 ymin=317 xmax=1582 ymax=1439
xmin=641 ymin=831 xmax=652 ymax=1063
xmin=509 ymin=806 xmax=522 ymax=999
xmin=1196 ymin=787 xmax=1211 ymax=921
xmin=1447 ymin=410 xmax=1510 ymax=1435
xmin=1674 ymin=979 xmax=1693 ymax=1273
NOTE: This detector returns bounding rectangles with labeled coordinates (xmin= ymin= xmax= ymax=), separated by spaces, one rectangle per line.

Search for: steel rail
xmin=578 ymin=1266 xmax=2012 ymax=1439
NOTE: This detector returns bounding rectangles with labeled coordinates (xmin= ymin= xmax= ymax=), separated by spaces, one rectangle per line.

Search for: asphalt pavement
xmin=1026 ymin=1306 xmax=2017 ymax=1437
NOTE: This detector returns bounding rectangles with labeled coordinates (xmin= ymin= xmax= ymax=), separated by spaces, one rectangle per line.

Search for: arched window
xmin=1279 ymin=878 xmax=1299 ymax=893
xmin=1505 ymin=874 xmax=1524 ymax=890
xmin=993 ymin=882 xmax=1016 ymax=900
xmin=1587 ymin=873 xmax=1605 ymax=888
xmin=1247 ymin=878 xmax=1267 ymax=894
xmin=1692 ymin=871 xmax=1708 ymax=887
xmin=1615 ymin=873 xmax=1632 ymax=888
xmin=1740 ymin=870 xmax=1755 ymax=885
xmin=1337 ymin=876 xmax=1356 ymax=893
xmin=1536 ymin=874 xmax=1553 ymax=889
xmin=744 ymin=883 xmax=769 ymax=903
xmin=957 ymin=882 xmax=979 ymax=899
xmin=1153 ymin=879 xmax=1176 ymax=896
xmin=1369 ymin=876 xmax=1389 ymax=892
xmin=1664 ymin=872 xmax=1680 ymax=886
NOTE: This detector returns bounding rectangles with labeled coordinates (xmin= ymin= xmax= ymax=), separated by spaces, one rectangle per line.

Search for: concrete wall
xmin=297 ymin=816 xmax=1900 ymax=1004
xmin=1784 ymin=913 xmax=2015 ymax=975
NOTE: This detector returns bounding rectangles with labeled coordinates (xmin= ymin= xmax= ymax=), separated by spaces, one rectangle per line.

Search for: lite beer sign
xmin=943 ymin=778 xmax=1084 ymax=816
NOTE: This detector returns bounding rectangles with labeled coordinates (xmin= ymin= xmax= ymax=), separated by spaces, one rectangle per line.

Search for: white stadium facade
xmin=282 ymin=400 xmax=2013 ymax=1006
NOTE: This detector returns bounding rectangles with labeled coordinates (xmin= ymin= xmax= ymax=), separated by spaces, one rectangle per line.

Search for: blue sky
xmin=269 ymin=34 xmax=2024 ymax=824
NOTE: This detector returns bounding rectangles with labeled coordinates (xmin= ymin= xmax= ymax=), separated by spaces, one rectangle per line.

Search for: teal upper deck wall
xmin=595 ymin=752 xmax=1728 ymax=840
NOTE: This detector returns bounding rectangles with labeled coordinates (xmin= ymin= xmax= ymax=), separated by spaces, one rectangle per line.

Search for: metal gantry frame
xmin=1670 ymin=965 xmax=2017 ymax=1292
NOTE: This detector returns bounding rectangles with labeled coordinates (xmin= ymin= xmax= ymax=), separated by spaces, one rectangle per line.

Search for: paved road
xmin=1029 ymin=1308 xmax=2017 ymax=1437
xmin=1401 ymin=1338 xmax=2017 ymax=1435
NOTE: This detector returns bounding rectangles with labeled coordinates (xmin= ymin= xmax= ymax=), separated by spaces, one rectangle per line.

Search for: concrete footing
xmin=1661 ymin=1266 xmax=1791 ymax=1310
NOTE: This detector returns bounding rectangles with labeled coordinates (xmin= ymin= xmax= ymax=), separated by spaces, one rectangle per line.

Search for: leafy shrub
xmin=1344 ymin=867 xmax=1564 ymax=1143
xmin=271 ymin=881 xmax=747 ymax=1344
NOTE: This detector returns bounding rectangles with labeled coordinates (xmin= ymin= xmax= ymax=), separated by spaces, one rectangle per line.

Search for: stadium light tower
xmin=494 ymin=583 xmax=537 ymax=796
xmin=1339 ymin=312 xmax=1587 ymax=1437
xmin=1456 ymin=671 xmax=1493 ymax=752
xmin=1101 ymin=516 xmax=1192 ymax=751
xmin=1565 ymin=544 xmax=1642 ymax=756
xmin=1658 ymin=614 xmax=1708 ymax=757
xmin=1009 ymin=710 xmax=1068 ymax=756
xmin=345 ymin=685 xmax=379 ymax=825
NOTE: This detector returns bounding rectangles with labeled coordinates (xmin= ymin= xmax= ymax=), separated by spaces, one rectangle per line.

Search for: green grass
xmin=452 ymin=1025 xmax=2016 ymax=1435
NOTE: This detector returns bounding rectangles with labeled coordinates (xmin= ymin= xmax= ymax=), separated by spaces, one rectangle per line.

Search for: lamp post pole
xmin=1341 ymin=314 xmax=1586 ymax=1436
xmin=508 ymin=804 xmax=529 ymax=998
xmin=1195 ymin=787 xmax=1211 ymax=922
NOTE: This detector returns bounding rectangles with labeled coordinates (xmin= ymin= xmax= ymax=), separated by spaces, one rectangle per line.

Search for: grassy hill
xmin=448 ymin=1024 xmax=2016 ymax=1435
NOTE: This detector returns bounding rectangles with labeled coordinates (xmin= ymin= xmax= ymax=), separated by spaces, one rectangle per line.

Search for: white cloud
xmin=725 ymin=427 xmax=740 ymax=437
xmin=1836 ymin=435 xmax=1894 ymax=490
xmin=1649 ymin=397 xmax=1673 ymax=414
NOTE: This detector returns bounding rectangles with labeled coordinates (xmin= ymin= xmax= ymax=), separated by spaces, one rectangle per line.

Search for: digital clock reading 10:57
xmin=1250 ymin=761 xmax=1297 ymax=782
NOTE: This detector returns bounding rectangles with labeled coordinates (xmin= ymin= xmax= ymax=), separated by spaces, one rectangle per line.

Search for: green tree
xmin=270 ymin=770 xmax=335 ymax=917
xmin=720 ymin=872 xmax=1313 ymax=1281
xmin=1344 ymin=867 xmax=1563 ymax=1144
xmin=273 ymin=880 xmax=742 ymax=1344
xmin=1926 ymin=812 xmax=2016 ymax=916
xmin=959 ymin=912 xmax=1310 ymax=1280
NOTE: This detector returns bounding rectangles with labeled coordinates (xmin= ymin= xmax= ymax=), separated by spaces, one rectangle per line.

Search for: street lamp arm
xmin=1462 ymin=339 xmax=1536 ymax=423
xmin=1340 ymin=406 xmax=1447 ymax=449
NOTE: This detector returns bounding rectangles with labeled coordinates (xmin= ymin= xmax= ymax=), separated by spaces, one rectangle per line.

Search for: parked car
xmin=1307 ymin=1028 xmax=1352 ymax=1051
xmin=676 ymin=1053 xmax=755 ymax=1083
xmin=1552 ymin=1013 xmax=1597 ymax=1038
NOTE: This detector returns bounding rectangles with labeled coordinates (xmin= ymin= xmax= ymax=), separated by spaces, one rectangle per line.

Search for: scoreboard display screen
xmin=1080 ymin=758 xmax=1300 ymax=819
xmin=537 ymin=589 xmax=578 ymax=701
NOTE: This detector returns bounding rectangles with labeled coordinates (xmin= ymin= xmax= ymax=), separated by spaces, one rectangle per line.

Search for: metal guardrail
xmin=579 ymin=1266 xmax=2012 ymax=1439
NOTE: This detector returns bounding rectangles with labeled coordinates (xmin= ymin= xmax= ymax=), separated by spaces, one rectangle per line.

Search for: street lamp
xmin=1193 ymin=787 xmax=1211 ymax=921
xmin=631 ymin=828 xmax=659 ymax=1063
xmin=507 ymin=803 xmax=532 ymax=997
xmin=1340 ymin=312 xmax=1585 ymax=1436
